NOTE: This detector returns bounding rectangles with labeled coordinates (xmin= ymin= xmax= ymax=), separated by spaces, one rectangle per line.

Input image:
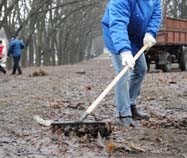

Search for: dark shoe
xmin=115 ymin=116 xmax=136 ymax=127
xmin=18 ymin=69 xmax=22 ymax=75
xmin=131 ymin=105 xmax=149 ymax=121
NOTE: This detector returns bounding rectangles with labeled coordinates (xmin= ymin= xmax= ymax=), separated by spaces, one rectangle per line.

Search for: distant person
xmin=8 ymin=36 xmax=25 ymax=75
xmin=0 ymin=40 xmax=6 ymax=74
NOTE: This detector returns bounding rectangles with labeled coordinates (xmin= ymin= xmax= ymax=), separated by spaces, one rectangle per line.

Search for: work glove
xmin=120 ymin=51 xmax=135 ymax=69
xmin=143 ymin=33 xmax=156 ymax=49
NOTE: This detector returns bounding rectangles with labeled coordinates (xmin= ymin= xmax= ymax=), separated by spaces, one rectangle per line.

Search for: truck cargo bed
xmin=157 ymin=17 xmax=187 ymax=46
xmin=147 ymin=17 xmax=187 ymax=72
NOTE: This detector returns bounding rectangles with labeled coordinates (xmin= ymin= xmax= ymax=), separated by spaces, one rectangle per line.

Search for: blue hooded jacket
xmin=8 ymin=38 xmax=25 ymax=57
xmin=101 ymin=0 xmax=162 ymax=55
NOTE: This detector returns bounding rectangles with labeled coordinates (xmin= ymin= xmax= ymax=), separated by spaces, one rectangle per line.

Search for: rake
xmin=36 ymin=45 xmax=148 ymax=138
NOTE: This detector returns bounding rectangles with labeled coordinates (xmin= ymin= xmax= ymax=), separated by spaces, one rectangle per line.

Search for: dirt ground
xmin=0 ymin=55 xmax=187 ymax=158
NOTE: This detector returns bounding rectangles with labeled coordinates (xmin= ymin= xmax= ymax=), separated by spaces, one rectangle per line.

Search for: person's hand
xmin=143 ymin=33 xmax=156 ymax=49
xmin=120 ymin=51 xmax=135 ymax=69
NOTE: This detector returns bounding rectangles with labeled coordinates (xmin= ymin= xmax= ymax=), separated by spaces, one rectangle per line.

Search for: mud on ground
xmin=0 ymin=55 xmax=187 ymax=158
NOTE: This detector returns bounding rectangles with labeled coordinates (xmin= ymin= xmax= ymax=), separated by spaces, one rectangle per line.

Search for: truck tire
xmin=179 ymin=49 xmax=187 ymax=71
xmin=145 ymin=54 xmax=150 ymax=72
xmin=155 ymin=57 xmax=161 ymax=69
xmin=162 ymin=53 xmax=172 ymax=72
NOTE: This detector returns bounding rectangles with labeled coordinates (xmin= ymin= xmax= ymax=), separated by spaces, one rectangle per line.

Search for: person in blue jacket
xmin=101 ymin=0 xmax=161 ymax=127
xmin=8 ymin=36 xmax=25 ymax=75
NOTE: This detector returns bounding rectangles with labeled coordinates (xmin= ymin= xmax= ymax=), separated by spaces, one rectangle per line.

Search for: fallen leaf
xmin=105 ymin=140 xmax=117 ymax=153
xmin=128 ymin=142 xmax=146 ymax=153
xmin=96 ymin=133 xmax=105 ymax=148
xmin=34 ymin=115 xmax=53 ymax=127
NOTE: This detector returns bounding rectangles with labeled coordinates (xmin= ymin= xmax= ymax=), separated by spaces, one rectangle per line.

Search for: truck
xmin=146 ymin=15 xmax=187 ymax=72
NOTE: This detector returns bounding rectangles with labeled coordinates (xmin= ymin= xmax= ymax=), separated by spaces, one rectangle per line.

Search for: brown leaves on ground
xmin=0 ymin=58 xmax=187 ymax=158
xmin=141 ymin=111 xmax=187 ymax=130
xmin=29 ymin=69 xmax=48 ymax=77
xmin=97 ymin=134 xmax=146 ymax=156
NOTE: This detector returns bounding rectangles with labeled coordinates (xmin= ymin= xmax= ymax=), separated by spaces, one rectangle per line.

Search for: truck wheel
xmin=145 ymin=54 xmax=150 ymax=72
xmin=155 ymin=57 xmax=160 ymax=69
xmin=162 ymin=53 xmax=172 ymax=72
xmin=179 ymin=49 xmax=187 ymax=71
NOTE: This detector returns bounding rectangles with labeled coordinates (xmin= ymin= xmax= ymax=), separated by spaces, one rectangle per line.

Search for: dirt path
xmin=0 ymin=56 xmax=187 ymax=158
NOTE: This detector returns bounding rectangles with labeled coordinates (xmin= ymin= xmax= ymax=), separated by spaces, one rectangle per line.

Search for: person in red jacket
xmin=0 ymin=40 xmax=4 ymax=58
xmin=0 ymin=40 xmax=6 ymax=74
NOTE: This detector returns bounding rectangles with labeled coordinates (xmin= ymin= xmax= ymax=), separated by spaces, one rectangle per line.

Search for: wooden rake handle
xmin=80 ymin=45 xmax=149 ymax=121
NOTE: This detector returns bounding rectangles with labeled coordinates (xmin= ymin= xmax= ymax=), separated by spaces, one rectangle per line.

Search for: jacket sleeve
xmin=8 ymin=43 xmax=13 ymax=56
xmin=20 ymin=41 xmax=25 ymax=49
xmin=108 ymin=0 xmax=131 ymax=54
xmin=8 ymin=41 xmax=16 ymax=55
xmin=146 ymin=0 xmax=162 ymax=37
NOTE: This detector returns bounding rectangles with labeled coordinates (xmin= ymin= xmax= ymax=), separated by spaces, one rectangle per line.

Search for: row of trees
xmin=165 ymin=0 xmax=187 ymax=18
xmin=0 ymin=0 xmax=186 ymax=67
xmin=0 ymin=0 xmax=107 ymax=67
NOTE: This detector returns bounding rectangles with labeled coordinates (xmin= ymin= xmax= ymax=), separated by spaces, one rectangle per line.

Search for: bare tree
xmin=0 ymin=0 xmax=107 ymax=67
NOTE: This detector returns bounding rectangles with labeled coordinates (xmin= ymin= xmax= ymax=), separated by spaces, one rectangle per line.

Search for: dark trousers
xmin=0 ymin=65 xmax=6 ymax=74
xmin=12 ymin=56 xmax=22 ymax=75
